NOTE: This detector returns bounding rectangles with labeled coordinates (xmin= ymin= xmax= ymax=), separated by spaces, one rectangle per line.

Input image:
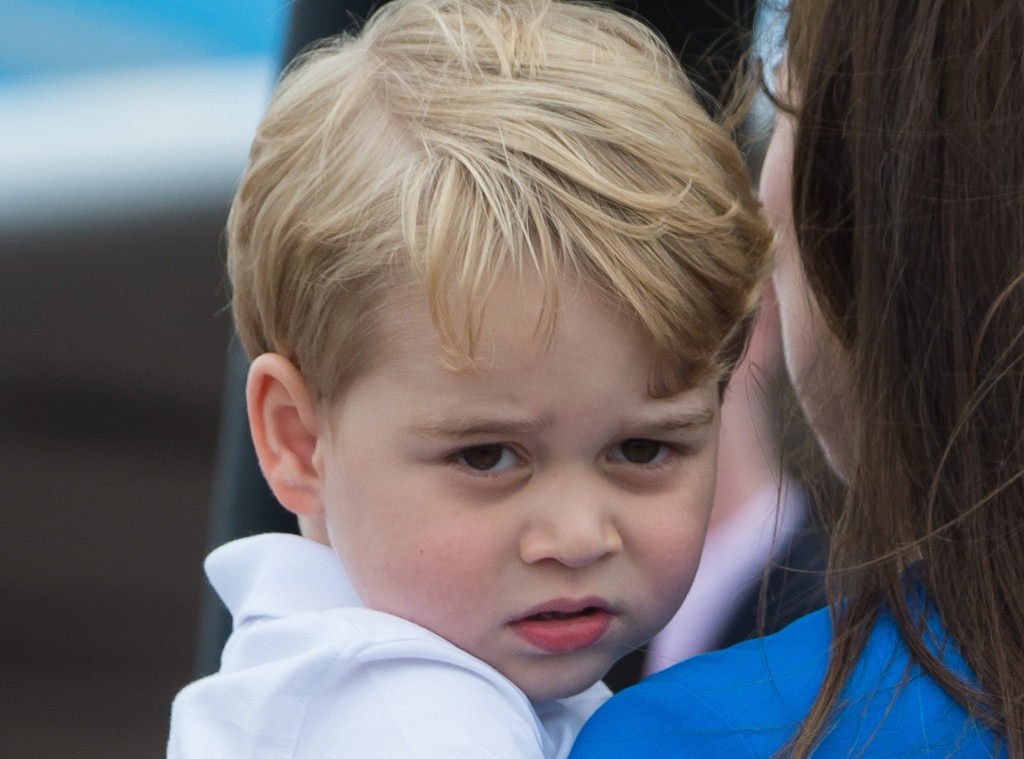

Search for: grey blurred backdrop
xmin=0 ymin=2 xmax=285 ymax=754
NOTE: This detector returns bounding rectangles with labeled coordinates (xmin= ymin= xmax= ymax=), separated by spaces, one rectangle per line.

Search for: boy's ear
xmin=246 ymin=353 xmax=325 ymax=517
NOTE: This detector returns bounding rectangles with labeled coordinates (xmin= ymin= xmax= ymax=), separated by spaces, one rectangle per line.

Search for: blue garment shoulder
xmin=570 ymin=605 xmax=1003 ymax=758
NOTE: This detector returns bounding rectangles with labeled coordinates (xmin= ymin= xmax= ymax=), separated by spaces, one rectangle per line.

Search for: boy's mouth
xmin=526 ymin=607 xmax=601 ymax=622
xmin=510 ymin=600 xmax=613 ymax=654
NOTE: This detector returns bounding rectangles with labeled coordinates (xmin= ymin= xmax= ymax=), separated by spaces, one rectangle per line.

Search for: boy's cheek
xmin=628 ymin=490 xmax=715 ymax=620
xmin=644 ymin=524 xmax=706 ymax=593
xmin=338 ymin=517 xmax=500 ymax=619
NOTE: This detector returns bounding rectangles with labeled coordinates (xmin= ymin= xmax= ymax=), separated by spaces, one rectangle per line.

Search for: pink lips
xmin=510 ymin=600 xmax=612 ymax=654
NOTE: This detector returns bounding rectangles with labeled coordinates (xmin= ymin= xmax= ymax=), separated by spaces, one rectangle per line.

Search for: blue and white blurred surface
xmin=0 ymin=0 xmax=287 ymax=227
xmin=0 ymin=4 xmax=290 ymax=756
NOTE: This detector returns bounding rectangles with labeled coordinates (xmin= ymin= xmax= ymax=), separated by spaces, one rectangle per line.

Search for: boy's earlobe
xmin=246 ymin=353 xmax=325 ymax=517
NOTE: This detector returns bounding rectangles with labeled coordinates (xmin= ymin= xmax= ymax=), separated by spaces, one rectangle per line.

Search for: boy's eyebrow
xmin=408 ymin=417 xmax=550 ymax=440
xmin=408 ymin=407 xmax=716 ymax=440
xmin=624 ymin=408 xmax=717 ymax=437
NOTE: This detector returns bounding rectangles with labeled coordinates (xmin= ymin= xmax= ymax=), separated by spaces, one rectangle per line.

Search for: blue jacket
xmin=571 ymin=604 xmax=1004 ymax=757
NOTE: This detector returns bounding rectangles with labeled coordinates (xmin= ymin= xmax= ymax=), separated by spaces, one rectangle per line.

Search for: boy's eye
xmin=457 ymin=444 xmax=518 ymax=472
xmin=615 ymin=439 xmax=669 ymax=465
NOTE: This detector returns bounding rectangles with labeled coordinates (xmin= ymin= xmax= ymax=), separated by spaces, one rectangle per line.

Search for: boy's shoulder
xmin=170 ymin=533 xmax=610 ymax=759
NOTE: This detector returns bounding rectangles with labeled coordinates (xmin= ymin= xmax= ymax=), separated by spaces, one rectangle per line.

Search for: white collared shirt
xmin=168 ymin=533 xmax=609 ymax=758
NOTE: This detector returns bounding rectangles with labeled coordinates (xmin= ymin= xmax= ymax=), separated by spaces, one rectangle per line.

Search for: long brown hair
xmin=785 ymin=0 xmax=1024 ymax=755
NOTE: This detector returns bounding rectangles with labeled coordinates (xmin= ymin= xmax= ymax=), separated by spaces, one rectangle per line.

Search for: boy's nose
xmin=518 ymin=481 xmax=623 ymax=568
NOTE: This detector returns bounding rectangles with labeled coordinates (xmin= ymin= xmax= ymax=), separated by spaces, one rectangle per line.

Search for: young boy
xmin=168 ymin=0 xmax=773 ymax=756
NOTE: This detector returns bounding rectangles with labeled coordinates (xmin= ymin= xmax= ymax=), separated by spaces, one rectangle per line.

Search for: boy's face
xmin=314 ymin=275 xmax=720 ymax=701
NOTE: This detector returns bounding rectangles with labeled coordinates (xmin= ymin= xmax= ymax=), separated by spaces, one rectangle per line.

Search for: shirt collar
xmin=205 ymin=533 xmax=362 ymax=626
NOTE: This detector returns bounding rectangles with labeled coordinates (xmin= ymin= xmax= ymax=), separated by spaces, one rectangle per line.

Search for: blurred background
xmin=0 ymin=1 xmax=287 ymax=755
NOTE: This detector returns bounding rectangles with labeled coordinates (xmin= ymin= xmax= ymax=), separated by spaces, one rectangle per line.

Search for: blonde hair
xmin=228 ymin=0 xmax=773 ymax=402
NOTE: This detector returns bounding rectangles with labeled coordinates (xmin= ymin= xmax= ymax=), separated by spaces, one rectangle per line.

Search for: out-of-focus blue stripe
xmin=0 ymin=0 xmax=289 ymax=84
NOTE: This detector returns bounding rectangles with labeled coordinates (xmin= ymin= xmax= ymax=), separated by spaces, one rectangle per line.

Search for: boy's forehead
xmin=351 ymin=271 xmax=712 ymax=397
xmin=337 ymin=274 xmax=719 ymax=412
xmin=371 ymin=269 xmax=613 ymax=354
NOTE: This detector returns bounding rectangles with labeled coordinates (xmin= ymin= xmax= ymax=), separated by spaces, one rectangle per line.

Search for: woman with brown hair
xmin=570 ymin=0 xmax=1024 ymax=755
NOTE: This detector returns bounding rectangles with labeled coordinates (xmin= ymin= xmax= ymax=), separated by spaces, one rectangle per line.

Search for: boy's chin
xmin=504 ymin=659 xmax=610 ymax=703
